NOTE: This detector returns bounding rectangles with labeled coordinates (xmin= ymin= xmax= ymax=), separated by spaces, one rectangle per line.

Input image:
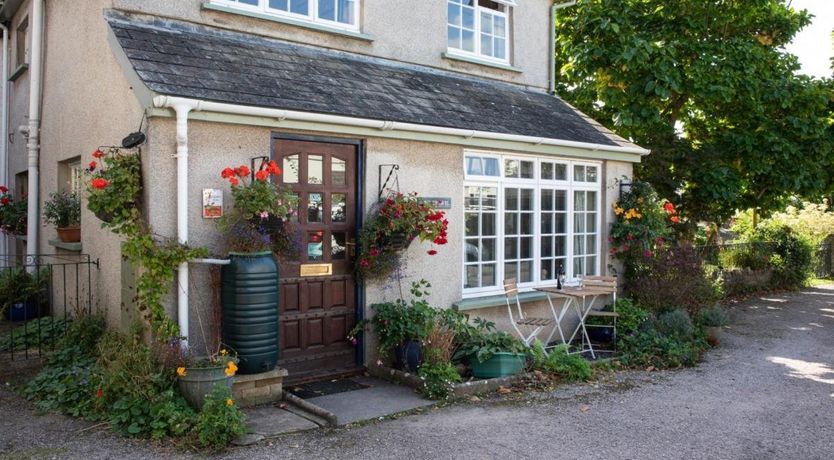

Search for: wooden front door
xmin=274 ymin=137 xmax=360 ymax=381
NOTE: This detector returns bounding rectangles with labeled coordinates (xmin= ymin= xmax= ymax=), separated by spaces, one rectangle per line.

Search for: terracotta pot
xmin=57 ymin=227 xmax=81 ymax=243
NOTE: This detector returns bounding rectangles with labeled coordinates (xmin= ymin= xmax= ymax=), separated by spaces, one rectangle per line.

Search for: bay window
xmin=464 ymin=152 xmax=602 ymax=297
xmin=213 ymin=0 xmax=360 ymax=30
xmin=448 ymin=0 xmax=513 ymax=62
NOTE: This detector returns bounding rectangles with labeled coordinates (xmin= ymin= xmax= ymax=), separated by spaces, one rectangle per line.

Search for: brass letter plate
xmin=300 ymin=263 xmax=333 ymax=277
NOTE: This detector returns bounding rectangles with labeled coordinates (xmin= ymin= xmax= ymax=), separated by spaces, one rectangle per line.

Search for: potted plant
xmin=698 ymin=305 xmax=729 ymax=345
xmin=43 ymin=191 xmax=81 ymax=242
xmin=0 ymin=267 xmax=49 ymax=321
xmin=176 ymin=347 xmax=239 ymax=411
xmin=86 ymin=148 xmax=142 ymax=228
xmin=217 ymin=161 xmax=298 ymax=375
xmin=0 ymin=186 xmax=27 ymax=236
xmin=454 ymin=320 xmax=528 ymax=378
xmin=348 ymin=280 xmax=436 ymax=372
xmin=355 ymin=192 xmax=449 ymax=280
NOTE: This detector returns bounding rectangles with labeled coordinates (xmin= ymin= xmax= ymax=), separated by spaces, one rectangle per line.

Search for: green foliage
xmin=196 ymin=384 xmax=247 ymax=451
xmin=614 ymin=298 xmax=650 ymax=336
xmin=454 ymin=319 xmax=527 ymax=364
xmin=610 ymin=181 xmax=676 ymax=275
xmin=350 ymin=280 xmax=436 ymax=354
xmin=0 ymin=267 xmax=49 ymax=314
xmin=356 ymin=192 xmax=449 ymax=280
xmin=555 ymin=0 xmax=834 ymax=224
xmin=0 ymin=316 xmax=67 ymax=352
xmin=543 ymin=345 xmax=593 ymax=382
xmin=751 ymin=224 xmax=815 ymax=288
xmin=717 ymin=244 xmax=772 ymax=270
xmin=0 ymin=187 xmax=28 ymax=235
xmin=84 ymin=148 xmax=207 ymax=339
xmin=654 ymin=309 xmax=694 ymax=339
xmin=42 ymin=191 xmax=81 ymax=228
xmin=618 ymin=307 xmax=706 ymax=368
xmin=417 ymin=361 xmax=462 ymax=399
xmin=697 ymin=305 xmax=729 ymax=328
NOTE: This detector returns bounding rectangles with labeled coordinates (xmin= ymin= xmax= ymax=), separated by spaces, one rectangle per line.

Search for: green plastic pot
xmin=470 ymin=352 xmax=526 ymax=378
xmin=177 ymin=365 xmax=232 ymax=411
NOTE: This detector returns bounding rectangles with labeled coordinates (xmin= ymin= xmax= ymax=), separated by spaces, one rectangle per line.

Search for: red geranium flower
xmin=91 ymin=178 xmax=109 ymax=190
xmin=427 ymin=249 xmax=438 ymax=255
xmin=0 ymin=185 xmax=8 ymax=193
xmin=0 ymin=197 xmax=9 ymax=205
xmin=235 ymin=165 xmax=250 ymax=178
xmin=670 ymin=216 xmax=681 ymax=224
xmin=229 ymin=177 xmax=240 ymax=186
xmin=92 ymin=149 xmax=104 ymax=159
xmin=255 ymin=170 xmax=269 ymax=182
xmin=663 ymin=202 xmax=676 ymax=214
xmin=360 ymin=259 xmax=370 ymax=267
xmin=89 ymin=161 xmax=96 ymax=171
xmin=96 ymin=388 xmax=104 ymax=399
xmin=221 ymin=167 xmax=235 ymax=179
xmin=267 ymin=160 xmax=281 ymax=175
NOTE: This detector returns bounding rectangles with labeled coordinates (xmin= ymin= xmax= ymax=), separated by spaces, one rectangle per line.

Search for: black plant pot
xmin=250 ymin=215 xmax=284 ymax=235
xmin=586 ymin=327 xmax=615 ymax=343
xmin=393 ymin=340 xmax=423 ymax=372
xmin=386 ymin=232 xmax=412 ymax=251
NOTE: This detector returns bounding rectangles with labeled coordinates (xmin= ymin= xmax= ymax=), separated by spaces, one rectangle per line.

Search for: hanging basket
xmin=384 ymin=232 xmax=413 ymax=251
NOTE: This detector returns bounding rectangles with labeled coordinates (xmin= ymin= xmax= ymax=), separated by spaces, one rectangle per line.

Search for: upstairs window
xmin=213 ymin=0 xmax=359 ymax=29
xmin=447 ymin=0 xmax=512 ymax=63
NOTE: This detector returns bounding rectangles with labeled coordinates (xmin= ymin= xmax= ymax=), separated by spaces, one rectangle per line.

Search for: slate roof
xmin=106 ymin=12 xmax=635 ymax=148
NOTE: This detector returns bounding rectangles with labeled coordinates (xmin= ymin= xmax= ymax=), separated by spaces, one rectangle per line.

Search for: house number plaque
xmin=300 ymin=263 xmax=333 ymax=277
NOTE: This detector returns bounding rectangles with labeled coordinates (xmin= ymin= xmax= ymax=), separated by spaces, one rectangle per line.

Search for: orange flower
xmin=225 ymin=361 xmax=238 ymax=377
xmin=176 ymin=367 xmax=186 ymax=377
xmin=671 ymin=216 xmax=681 ymax=224
xmin=226 ymin=398 xmax=234 ymax=407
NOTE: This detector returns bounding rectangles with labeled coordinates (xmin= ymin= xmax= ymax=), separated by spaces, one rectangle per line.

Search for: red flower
xmin=664 ymin=202 xmax=676 ymax=215
xmin=91 ymin=178 xmax=109 ymax=190
xmin=626 ymin=233 xmax=634 ymax=241
xmin=89 ymin=161 xmax=96 ymax=171
xmin=670 ymin=216 xmax=681 ymax=224
xmin=92 ymin=149 xmax=104 ymax=159
xmin=255 ymin=170 xmax=269 ymax=182
xmin=235 ymin=165 xmax=251 ymax=178
xmin=267 ymin=160 xmax=282 ymax=175
xmin=96 ymin=388 xmax=104 ymax=399
xmin=360 ymin=259 xmax=370 ymax=267
xmin=623 ymin=245 xmax=630 ymax=251
xmin=427 ymin=249 xmax=438 ymax=255
xmin=0 ymin=185 xmax=7 ymax=193
xmin=221 ymin=167 xmax=235 ymax=179
xmin=644 ymin=250 xmax=653 ymax=258
xmin=0 ymin=197 xmax=9 ymax=205
xmin=369 ymin=248 xmax=380 ymax=257
xmin=427 ymin=212 xmax=444 ymax=222
xmin=228 ymin=177 xmax=240 ymax=186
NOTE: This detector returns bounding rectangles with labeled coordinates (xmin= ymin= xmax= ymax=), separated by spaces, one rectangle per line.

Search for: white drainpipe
xmin=1 ymin=24 xmax=9 ymax=260
xmin=25 ymin=0 xmax=44 ymax=260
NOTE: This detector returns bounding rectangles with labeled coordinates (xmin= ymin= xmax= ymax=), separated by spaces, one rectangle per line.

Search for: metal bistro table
xmin=535 ymin=285 xmax=614 ymax=359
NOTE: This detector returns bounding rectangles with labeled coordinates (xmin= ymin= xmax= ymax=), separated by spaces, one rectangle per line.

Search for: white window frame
xmin=463 ymin=151 xmax=602 ymax=299
xmin=447 ymin=0 xmax=511 ymax=65
xmin=211 ymin=0 xmax=361 ymax=31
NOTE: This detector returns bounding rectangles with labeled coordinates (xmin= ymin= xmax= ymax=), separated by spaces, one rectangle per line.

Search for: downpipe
xmin=26 ymin=0 xmax=45 ymax=260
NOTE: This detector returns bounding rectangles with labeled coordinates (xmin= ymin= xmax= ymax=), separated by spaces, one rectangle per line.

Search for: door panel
xmin=274 ymin=138 xmax=359 ymax=380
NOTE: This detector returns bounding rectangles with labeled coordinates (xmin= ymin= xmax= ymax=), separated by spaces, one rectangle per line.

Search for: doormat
xmin=288 ymin=378 xmax=370 ymax=399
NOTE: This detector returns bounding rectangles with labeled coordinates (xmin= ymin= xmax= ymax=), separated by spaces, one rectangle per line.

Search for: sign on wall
xmin=417 ymin=197 xmax=452 ymax=210
xmin=202 ymin=189 xmax=223 ymax=219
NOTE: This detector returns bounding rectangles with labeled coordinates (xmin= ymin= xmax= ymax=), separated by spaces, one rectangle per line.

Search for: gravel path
xmin=3 ymin=285 xmax=834 ymax=460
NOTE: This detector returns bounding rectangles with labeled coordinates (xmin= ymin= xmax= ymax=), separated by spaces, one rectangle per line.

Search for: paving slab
xmin=304 ymin=376 xmax=435 ymax=425
xmin=244 ymin=406 xmax=320 ymax=438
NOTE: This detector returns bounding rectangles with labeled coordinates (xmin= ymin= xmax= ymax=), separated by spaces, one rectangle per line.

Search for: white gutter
xmin=550 ymin=1 xmax=577 ymax=94
xmin=153 ymin=95 xmax=649 ymax=156
xmin=1 ymin=24 xmax=8 ymax=260
xmin=25 ymin=0 xmax=44 ymax=260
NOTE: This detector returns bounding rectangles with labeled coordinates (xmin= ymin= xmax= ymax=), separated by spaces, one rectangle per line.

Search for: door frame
xmin=270 ymin=132 xmax=367 ymax=369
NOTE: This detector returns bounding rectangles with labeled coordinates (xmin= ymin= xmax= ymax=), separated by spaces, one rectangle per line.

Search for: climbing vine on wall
xmin=86 ymin=147 xmax=207 ymax=339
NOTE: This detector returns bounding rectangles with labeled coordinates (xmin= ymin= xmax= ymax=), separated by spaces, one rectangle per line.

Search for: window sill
xmin=202 ymin=2 xmax=374 ymax=42
xmin=48 ymin=239 xmax=82 ymax=252
xmin=441 ymin=52 xmax=522 ymax=73
xmin=9 ymin=64 xmax=28 ymax=82
xmin=452 ymin=291 xmax=548 ymax=312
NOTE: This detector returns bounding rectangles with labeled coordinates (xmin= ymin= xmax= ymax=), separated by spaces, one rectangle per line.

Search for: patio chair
xmin=504 ymin=278 xmax=555 ymax=347
xmin=582 ymin=275 xmax=619 ymax=353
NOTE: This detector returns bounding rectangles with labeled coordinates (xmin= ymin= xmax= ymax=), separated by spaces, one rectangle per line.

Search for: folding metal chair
xmin=582 ymin=276 xmax=619 ymax=353
xmin=504 ymin=278 xmax=555 ymax=347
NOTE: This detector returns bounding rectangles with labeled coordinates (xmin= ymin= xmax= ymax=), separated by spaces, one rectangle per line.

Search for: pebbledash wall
xmin=143 ymin=115 xmax=632 ymax=359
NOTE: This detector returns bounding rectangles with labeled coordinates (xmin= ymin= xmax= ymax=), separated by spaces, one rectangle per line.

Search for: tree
xmin=554 ymin=0 xmax=834 ymax=226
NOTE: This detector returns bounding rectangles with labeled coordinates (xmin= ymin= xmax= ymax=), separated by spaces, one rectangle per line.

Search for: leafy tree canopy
xmin=555 ymin=0 xmax=834 ymax=225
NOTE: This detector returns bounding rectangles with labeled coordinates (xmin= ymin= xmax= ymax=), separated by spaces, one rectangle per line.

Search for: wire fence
xmin=0 ymin=254 xmax=98 ymax=361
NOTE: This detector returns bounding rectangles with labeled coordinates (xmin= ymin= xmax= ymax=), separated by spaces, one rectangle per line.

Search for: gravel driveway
xmin=3 ymin=285 xmax=834 ymax=460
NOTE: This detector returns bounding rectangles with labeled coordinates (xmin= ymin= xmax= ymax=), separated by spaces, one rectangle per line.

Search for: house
xmin=0 ymin=0 xmax=647 ymax=383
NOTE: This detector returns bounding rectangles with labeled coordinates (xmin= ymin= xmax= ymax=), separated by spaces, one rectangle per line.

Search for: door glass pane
xmin=574 ymin=257 xmax=584 ymax=277
xmin=520 ymin=261 xmax=533 ymax=283
xmin=332 ymin=158 xmax=346 ymax=186
xmin=331 ymin=232 xmax=346 ymax=260
xmin=465 ymin=186 xmax=480 ymax=209
xmin=586 ymin=256 xmax=598 ymax=275
xmin=587 ymin=235 xmax=596 ymax=254
xmin=283 ymin=154 xmax=300 ymax=183
xmin=308 ymin=193 xmax=323 ymax=223
xmin=554 ymin=214 xmax=566 ymax=233
xmin=574 ymin=213 xmax=585 ymax=233
xmin=308 ymin=155 xmax=323 ymax=184
xmin=288 ymin=193 xmax=300 ymax=223
xmin=555 ymin=236 xmax=566 ymax=256
xmin=331 ymin=193 xmax=346 ymax=222
xmin=586 ymin=213 xmax=597 ymax=233
xmin=307 ymin=231 xmax=324 ymax=261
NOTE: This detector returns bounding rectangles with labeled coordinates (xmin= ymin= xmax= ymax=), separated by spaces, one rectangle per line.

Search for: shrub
xmin=627 ymin=246 xmax=719 ymax=316
xmin=196 ymin=384 xmax=247 ymax=451
xmin=698 ymin=305 xmax=729 ymax=327
xmin=718 ymin=244 xmax=772 ymax=270
xmin=752 ymin=224 xmax=814 ymax=289
xmin=613 ymin=298 xmax=650 ymax=335
xmin=542 ymin=344 xmax=593 ymax=381
xmin=654 ymin=310 xmax=694 ymax=339
xmin=417 ymin=362 xmax=462 ymax=399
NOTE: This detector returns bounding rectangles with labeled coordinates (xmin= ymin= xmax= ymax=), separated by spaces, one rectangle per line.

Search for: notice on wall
xmin=202 ymin=189 xmax=223 ymax=219
xmin=417 ymin=197 xmax=452 ymax=209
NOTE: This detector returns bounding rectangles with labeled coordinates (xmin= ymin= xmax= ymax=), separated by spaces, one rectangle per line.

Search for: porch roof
xmin=105 ymin=11 xmax=641 ymax=152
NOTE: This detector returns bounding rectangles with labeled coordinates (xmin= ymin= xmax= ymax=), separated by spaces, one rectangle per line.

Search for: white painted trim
xmin=209 ymin=0 xmax=361 ymax=32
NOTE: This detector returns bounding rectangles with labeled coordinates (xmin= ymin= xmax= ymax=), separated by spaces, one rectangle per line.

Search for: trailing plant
xmin=85 ymin=148 xmax=207 ymax=339
xmin=355 ymin=192 xmax=449 ymax=280
xmin=196 ymin=384 xmax=247 ymax=451
xmin=43 ymin=191 xmax=81 ymax=228
xmin=0 ymin=185 xmax=27 ymax=235
xmin=697 ymin=305 xmax=729 ymax=328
